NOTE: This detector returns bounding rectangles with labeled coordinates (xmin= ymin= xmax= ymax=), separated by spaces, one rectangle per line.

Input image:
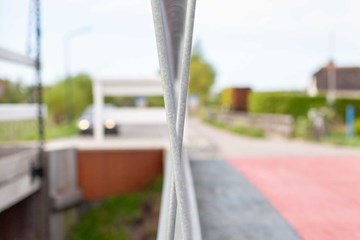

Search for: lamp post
xmin=63 ymin=26 xmax=91 ymax=123
xmin=326 ymin=32 xmax=336 ymax=107
xmin=326 ymin=60 xmax=336 ymax=107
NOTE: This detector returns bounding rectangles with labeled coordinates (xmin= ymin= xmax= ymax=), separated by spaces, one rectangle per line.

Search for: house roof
xmin=313 ymin=62 xmax=360 ymax=91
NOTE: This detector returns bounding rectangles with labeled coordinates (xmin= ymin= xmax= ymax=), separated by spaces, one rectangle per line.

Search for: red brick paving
xmin=228 ymin=157 xmax=360 ymax=240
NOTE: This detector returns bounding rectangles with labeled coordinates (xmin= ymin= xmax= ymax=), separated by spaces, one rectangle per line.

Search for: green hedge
xmin=249 ymin=92 xmax=360 ymax=121
xmin=249 ymin=92 xmax=326 ymax=118
xmin=220 ymin=88 xmax=232 ymax=109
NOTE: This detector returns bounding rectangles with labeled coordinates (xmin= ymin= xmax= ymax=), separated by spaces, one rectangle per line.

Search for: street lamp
xmin=326 ymin=31 xmax=336 ymax=107
xmin=326 ymin=60 xmax=336 ymax=107
xmin=63 ymin=26 xmax=91 ymax=123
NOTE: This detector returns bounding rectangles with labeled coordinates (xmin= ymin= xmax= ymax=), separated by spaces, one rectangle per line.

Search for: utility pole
xmin=327 ymin=31 xmax=336 ymax=107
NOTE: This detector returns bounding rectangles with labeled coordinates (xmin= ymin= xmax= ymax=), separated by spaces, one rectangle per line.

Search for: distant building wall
xmin=310 ymin=62 xmax=360 ymax=99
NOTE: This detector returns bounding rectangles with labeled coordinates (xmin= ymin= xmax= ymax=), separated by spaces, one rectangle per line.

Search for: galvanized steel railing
xmin=151 ymin=0 xmax=201 ymax=239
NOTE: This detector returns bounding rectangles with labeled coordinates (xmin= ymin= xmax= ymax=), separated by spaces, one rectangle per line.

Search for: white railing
xmin=0 ymin=104 xmax=47 ymax=122
xmin=151 ymin=0 xmax=201 ymax=239
xmin=0 ymin=47 xmax=36 ymax=67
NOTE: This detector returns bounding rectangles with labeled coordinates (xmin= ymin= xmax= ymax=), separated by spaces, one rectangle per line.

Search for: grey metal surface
xmin=157 ymin=152 xmax=202 ymax=240
xmin=152 ymin=5 xmax=191 ymax=236
xmin=160 ymin=0 xmax=186 ymax=79
xmin=191 ymin=160 xmax=301 ymax=240
xmin=152 ymin=0 xmax=199 ymax=239
xmin=171 ymin=0 xmax=197 ymax=237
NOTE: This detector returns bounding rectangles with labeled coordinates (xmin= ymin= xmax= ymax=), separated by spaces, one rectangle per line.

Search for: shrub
xmin=249 ymin=92 xmax=360 ymax=122
xmin=334 ymin=99 xmax=360 ymax=121
xmin=249 ymin=92 xmax=326 ymax=118
xmin=355 ymin=118 xmax=360 ymax=135
xmin=294 ymin=116 xmax=311 ymax=138
xmin=45 ymin=74 xmax=93 ymax=123
xmin=220 ymin=88 xmax=232 ymax=110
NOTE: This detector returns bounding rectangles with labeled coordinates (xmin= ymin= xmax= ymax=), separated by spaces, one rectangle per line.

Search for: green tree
xmin=45 ymin=74 xmax=93 ymax=123
xmin=0 ymin=79 xmax=28 ymax=103
xmin=147 ymin=96 xmax=164 ymax=107
xmin=189 ymin=50 xmax=216 ymax=104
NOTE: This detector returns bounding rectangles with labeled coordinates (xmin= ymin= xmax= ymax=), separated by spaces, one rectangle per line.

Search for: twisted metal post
xmin=152 ymin=0 xmax=196 ymax=239
xmin=151 ymin=0 xmax=197 ymax=239
xmin=171 ymin=0 xmax=197 ymax=238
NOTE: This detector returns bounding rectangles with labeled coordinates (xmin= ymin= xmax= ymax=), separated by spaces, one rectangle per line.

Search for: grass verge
xmin=204 ymin=118 xmax=265 ymax=138
xmin=0 ymin=120 xmax=78 ymax=142
xmin=321 ymin=131 xmax=360 ymax=147
xmin=69 ymin=177 xmax=163 ymax=240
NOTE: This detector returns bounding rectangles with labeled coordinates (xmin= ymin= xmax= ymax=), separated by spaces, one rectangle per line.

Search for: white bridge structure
xmin=0 ymin=104 xmax=46 ymax=213
xmin=92 ymin=78 xmax=165 ymax=141
xmin=0 ymin=47 xmax=36 ymax=67
xmin=0 ymin=104 xmax=47 ymax=122
xmin=0 ymin=9 xmax=45 ymax=222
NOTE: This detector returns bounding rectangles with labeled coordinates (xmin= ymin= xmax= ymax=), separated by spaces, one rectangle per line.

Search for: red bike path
xmin=227 ymin=157 xmax=360 ymax=240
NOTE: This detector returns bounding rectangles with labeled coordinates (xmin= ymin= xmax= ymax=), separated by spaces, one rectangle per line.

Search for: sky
xmin=1 ymin=0 xmax=360 ymax=92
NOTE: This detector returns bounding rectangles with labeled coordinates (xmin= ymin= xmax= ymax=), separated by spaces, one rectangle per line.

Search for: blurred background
xmin=1 ymin=0 xmax=360 ymax=142
xmin=1 ymin=0 xmax=360 ymax=240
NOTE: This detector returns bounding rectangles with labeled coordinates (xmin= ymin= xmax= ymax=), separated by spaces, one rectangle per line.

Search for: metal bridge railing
xmin=157 ymin=150 xmax=202 ymax=240
xmin=151 ymin=0 xmax=201 ymax=239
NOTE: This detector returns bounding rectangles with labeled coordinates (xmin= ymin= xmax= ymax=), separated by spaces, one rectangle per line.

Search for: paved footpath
xmin=191 ymin=160 xmax=300 ymax=240
xmin=187 ymin=118 xmax=360 ymax=240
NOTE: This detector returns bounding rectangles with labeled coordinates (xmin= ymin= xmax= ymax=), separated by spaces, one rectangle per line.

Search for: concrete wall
xmin=0 ymin=147 xmax=82 ymax=240
xmin=0 ymin=148 xmax=40 ymax=213
xmin=0 ymin=146 xmax=164 ymax=239
xmin=47 ymin=148 xmax=83 ymax=240
xmin=0 ymin=147 xmax=44 ymax=240
xmin=48 ymin=147 xmax=164 ymax=238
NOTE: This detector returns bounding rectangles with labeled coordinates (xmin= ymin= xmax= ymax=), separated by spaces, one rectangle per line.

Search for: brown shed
xmin=231 ymin=87 xmax=252 ymax=111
